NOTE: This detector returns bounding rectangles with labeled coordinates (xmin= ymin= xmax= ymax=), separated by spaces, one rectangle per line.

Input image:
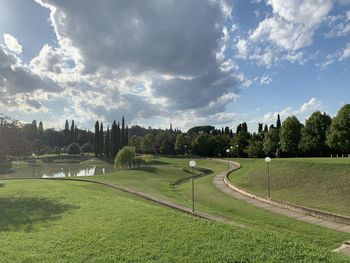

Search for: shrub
xmin=81 ymin=143 xmax=93 ymax=154
xmin=67 ymin=143 xmax=81 ymax=155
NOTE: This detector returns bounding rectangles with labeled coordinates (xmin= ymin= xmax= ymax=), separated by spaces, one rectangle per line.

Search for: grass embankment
xmin=228 ymin=158 xmax=350 ymax=216
xmin=0 ymin=180 xmax=348 ymax=262
xmin=89 ymin=157 xmax=350 ymax=250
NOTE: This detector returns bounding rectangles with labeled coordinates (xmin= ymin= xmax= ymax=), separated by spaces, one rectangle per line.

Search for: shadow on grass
xmin=0 ymin=196 xmax=79 ymax=232
xmin=136 ymin=166 xmax=158 ymax=173
xmin=149 ymin=160 xmax=170 ymax=165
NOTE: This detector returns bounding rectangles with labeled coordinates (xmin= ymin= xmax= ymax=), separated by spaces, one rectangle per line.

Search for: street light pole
xmin=265 ymin=157 xmax=271 ymax=198
xmin=189 ymin=160 xmax=196 ymax=213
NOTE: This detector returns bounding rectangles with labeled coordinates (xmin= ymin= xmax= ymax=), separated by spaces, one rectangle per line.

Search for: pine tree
xmin=264 ymin=124 xmax=268 ymax=132
xmin=258 ymin=123 xmax=263 ymax=133
xmin=276 ymin=114 xmax=281 ymax=129
xmin=64 ymin=119 xmax=70 ymax=146
xmin=94 ymin=121 xmax=100 ymax=157
xmin=111 ymin=121 xmax=116 ymax=157
xmin=236 ymin=124 xmax=242 ymax=133
xmin=242 ymin=122 xmax=248 ymax=133
xmin=104 ymin=126 xmax=110 ymax=157
xmin=100 ymin=122 xmax=104 ymax=156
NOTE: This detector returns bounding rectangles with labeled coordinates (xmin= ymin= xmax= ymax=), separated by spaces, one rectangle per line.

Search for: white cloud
xmin=236 ymin=39 xmax=248 ymax=59
xmin=260 ymin=74 xmax=272 ymax=85
xmin=339 ymin=43 xmax=350 ymax=60
xmin=250 ymin=0 xmax=333 ymax=50
xmin=3 ymin=33 xmax=23 ymax=54
xmin=300 ymin=97 xmax=321 ymax=113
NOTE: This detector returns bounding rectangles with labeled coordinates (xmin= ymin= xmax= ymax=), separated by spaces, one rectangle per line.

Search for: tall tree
xmin=299 ymin=111 xmax=331 ymax=156
xmin=327 ymin=104 xmax=350 ymax=153
xmin=100 ymin=122 xmax=104 ymax=156
xmin=70 ymin=120 xmax=75 ymax=143
xmin=125 ymin=126 xmax=129 ymax=146
xmin=241 ymin=122 xmax=248 ymax=133
xmin=141 ymin=133 xmax=156 ymax=154
xmin=121 ymin=116 xmax=125 ymax=148
xmin=104 ymin=126 xmax=110 ymax=157
xmin=94 ymin=120 xmax=100 ymax=157
xmin=236 ymin=123 xmax=242 ymax=133
xmin=263 ymin=128 xmax=280 ymax=157
xmin=276 ymin=114 xmax=281 ymax=129
xmin=263 ymin=124 xmax=268 ymax=133
xmin=116 ymin=122 xmax=121 ymax=153
xmin=64 ymin=119 xmax=70 ymax=145
xmin=280 ymin=116 xmax=303 ymax=156
xmin=258 ymin=123 xmax=263 ymax=133
xmin=38 ymin=121 xmax=44 ymax=139
xmin=111 ymin=121 xmax=117 ymax=157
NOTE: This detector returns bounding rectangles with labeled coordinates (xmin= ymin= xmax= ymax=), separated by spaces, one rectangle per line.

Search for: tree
xmin=70 ymin=120 xmax=75 ymax=143
xmin=64 ymin=119 xmax=70 ymax=145
xmin=192 ymin=134 xmax=211 ymax=156
xmin=142 ymin=133 xmax=156 ymax=153
xmin=258 ymin=123 xmax=263 ymax=133
xmin=129 ymin=135 xmax=143 ymax=153
xmin=263 ymin=124 xmax=268 ymax=133
xmin=38 ymin=121 xmax=44 ymax=139
xmin=174 ymin=133 xmax=191 ymax=155
xmin=241 ymin=122 xmax=248 ymax=133
xmin=245 ymin=136 xmax=264 ymax=158
xmin=81 ymin=142 xmax=93 ymax=154
xmin=32 ymin=139 xmax=44 ymax=156
xmin=94 ymin=121 xmax=100 ymax=157
xmin=299 ymin=111 xmax=331 ymax=156
xmin=68 ymin=143 xmax=81 ymax=155
xmin=125 ymin=126 xmax=129 ymax=146
xmin=115 ymin=146 xmax=135 ymax=169
xmin=104 ymin=126 xmax=110 ymax=157
xmin=327 ymin=104 xmax=350 ymax=153
xmin=276 ymin=114 xmax=281 ymax=129
xmin=236 ymin=124 xmax=242 ymax=133
xmin=280 ymin=116 xmax=303 ymax=156
xmin=100 ymin=122 xmax=104 ymax=156
xmin=208 ymin=134 xmax=231 ymax=157
xmin=121 ymin=116 xmax=125 ymax=148
xmin=263 ymin=128 xmax=280 ymax=157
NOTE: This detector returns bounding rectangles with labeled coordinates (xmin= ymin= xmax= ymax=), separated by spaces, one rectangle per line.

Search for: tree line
xmin=128 ymin=104 xmax=350 ymax=158
xmin=94 ymin=116 xmax=129 ymax=157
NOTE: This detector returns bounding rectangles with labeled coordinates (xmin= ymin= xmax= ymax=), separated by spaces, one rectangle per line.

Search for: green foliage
xmin=140 ymin=154 xmax=154 ymax=163
xmin=187 ymin=125 xmax=215 ymax=134
xmin=299 ymin=111 xmax=331 ymax=155
xmin=142 ymin=133 xmax=156 ymax=154
xmin=94 ymin=121 xmax=100 ymax=157
xmin=129 ymin=135 xmax=143 ymax=153
xmin=280 ymin=116 xmax=303 ymax=156
xmin=115 ymin=146 xmax=135 ymax=169
xmin=81 ymin=142 xmax=93 ymax=153
xmin=174 ymin=133 xmax=191 ymax=154
xmin=327 ymin=104 xmax=350 ymax=152
xmin=32 ymin=139 xmax=44 ymax=156
xmin=232 ymin=131 xmax=251 ymax=157
xmin=67 ymin=143 xmax=81 ymax=155
xmin=192 ymin=134 xmax=211 ymax=156
xmin=244 ymin=135 xmax=264 ymax=158
xmin=263 ymin=128 xmax=280 ymax=156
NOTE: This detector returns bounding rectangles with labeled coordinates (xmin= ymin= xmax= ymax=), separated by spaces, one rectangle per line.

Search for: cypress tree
xmin=111 ymin=121 xmax=117 ymax=157
xmin=236 ymin=124 xmax=242 ymax=133
xmin=125 ymin=126 xmax=129 ymax=146
xmin=276 ymin=114 xmax=281 ymax=129
xmin=258 ymin=123 xmax=263 ymax=133
xmin=242 ymin=122 xmax=248 ymax=133
xmin=264 ymin=124 xmax=268 ymax=132
xmin=94 ymin=121 xmax=100 ymax=157
xmin=105 ymin=126 xmax=110 ymax=157
xmin=116 ymin=122 xmax=121 ymax=152
xmin=64 ymin=119 xmax=70 ymax=146
xmin=70 ymin=120 xmax=75 ymax=143
xmin=100 ymin=122 xmax=104 ymax=156
xmin=121 ymin=116 xmax=125 ymax=148
xmin=38 ymin=121 xmax=44 ymax=139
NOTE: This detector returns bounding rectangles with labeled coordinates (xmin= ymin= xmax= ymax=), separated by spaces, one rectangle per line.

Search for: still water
xmin=0 ymin=163 xmax=115 ymax=179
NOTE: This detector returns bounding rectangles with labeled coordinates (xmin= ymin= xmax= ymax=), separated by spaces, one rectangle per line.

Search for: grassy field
xmin=0 ymin=179 xmax=348 ymax=262
xmin=87 ymin=157 xmax=350 ymax=250
xmin=228 ymin=158 xmax=350 ymax=216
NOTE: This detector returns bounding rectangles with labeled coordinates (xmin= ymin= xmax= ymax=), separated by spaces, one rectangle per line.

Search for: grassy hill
xmin=0 ymin=179 xmax=348 ymax=262
xmin=228 ymin=158 xmax=350 ymax=216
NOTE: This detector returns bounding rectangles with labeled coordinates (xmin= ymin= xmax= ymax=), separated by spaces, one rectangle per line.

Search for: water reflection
xmin=0 ymin=163 xmax=115 ymax=179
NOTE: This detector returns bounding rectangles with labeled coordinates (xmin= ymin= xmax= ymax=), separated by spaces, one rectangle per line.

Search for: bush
xmin=67 ymin=143 xmax=81 ymax=155
xmin=115 ymin=146 xmax=135 ymax=169
xmin=81 ymin=143 xmax=93 ymax=153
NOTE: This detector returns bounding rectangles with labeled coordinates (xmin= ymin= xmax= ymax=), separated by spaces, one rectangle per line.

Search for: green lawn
xmin=228 ymin=158 xmax=350 ymax=216
xmin=88 ymin=157 xmax=350 ymax=250
xmin=0 ymin=180 xmax=348 ymax=262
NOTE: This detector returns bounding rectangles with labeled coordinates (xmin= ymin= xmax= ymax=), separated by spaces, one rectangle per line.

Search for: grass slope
xmin=228 ymin=158 xmax=350 ymax=216
xmin=88 ymin=157 xmax=350 ymax=250
xmin=0 ymin=180 xmax=348 ymax=262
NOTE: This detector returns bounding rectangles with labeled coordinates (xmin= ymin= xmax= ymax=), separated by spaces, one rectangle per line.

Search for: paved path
xmin=213 ymin=163 xmax=350 ymax=234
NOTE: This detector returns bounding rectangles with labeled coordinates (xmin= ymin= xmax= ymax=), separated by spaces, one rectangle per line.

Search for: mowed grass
xmin=0 ymin=180 xmax=348 ymax=262
xmin=89 ymin=157 xmax=350 ymax=250
xmin=229 ymin=158 xmax=350 ymax=216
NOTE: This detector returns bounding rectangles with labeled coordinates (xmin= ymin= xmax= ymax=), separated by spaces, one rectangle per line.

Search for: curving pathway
xmin=213 ymin=160 xmax=350 ymax=235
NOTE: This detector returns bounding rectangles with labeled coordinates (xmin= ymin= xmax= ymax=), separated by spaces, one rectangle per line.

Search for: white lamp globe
xmin=265 ymin=157 xmax=271 ymax=163
xmin=189 ymin=160 xmax=196 ymax=168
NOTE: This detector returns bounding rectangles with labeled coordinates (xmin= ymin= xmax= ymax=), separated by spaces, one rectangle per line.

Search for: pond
xmin=0 ymin=163 xmax=115 ymax=179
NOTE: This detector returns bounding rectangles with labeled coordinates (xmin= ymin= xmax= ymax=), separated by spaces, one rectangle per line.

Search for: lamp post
xmin=265 ymin=157 xmax=271 ymax=198
xmin=189 ymin=160 xmax=196 ymax=213
xmin=184 ymin=145 xmax=187 ymax=156
xmin=226 ymin=149 xmax=230 ymax=171
xmin=236 ymin=144 xmax=239 ymax=158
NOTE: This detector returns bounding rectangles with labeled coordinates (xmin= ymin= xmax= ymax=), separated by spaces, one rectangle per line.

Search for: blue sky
xmin=0 ymin=0 xmax=349 ymax=132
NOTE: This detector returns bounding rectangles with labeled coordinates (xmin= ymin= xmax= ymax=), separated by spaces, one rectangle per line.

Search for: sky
xmin=0 ymin=0 xmax=349 ymax=132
